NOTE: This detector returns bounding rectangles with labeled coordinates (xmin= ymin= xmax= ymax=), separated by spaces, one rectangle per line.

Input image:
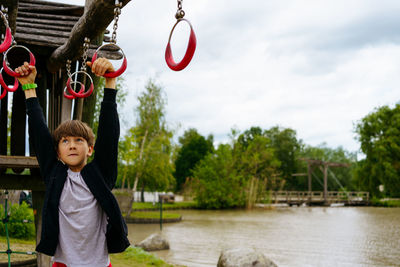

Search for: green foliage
xmin=131 ymin=201 xmax=198 ymax=210
xmin=264 ymin=126 xmax=302 ymax=189
xmin=174 ymin=128 xmax=214 ymax=191
xmin=370 ymin=197 xmax=400 ymax=207
xmin=117 ymin=79 xmax=175 ymax=193
xmin=0 ymin=203 xmax=35 ymax=240
xmin=129 ymin=211 xmax=181 ymax=220
xmin=355 ymin=104 xmax=400 ymax=197
xmin=192 ymin=144 xmax=247 ymax=209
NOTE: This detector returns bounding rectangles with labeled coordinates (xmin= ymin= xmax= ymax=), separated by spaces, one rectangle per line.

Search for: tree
xmin=192 ymin=144 xmax=246 ymax=209
xmin=125 ymin=79 xmax=175 ymax=216
xmin=264 ymin=126 xmax=302 ymax=190
xmin=174 ymin=128 xmax=214 ymax=192
xmin=192 ymin=127 xmax=281 ymax=209
xmin=355 ymin=104 xmax=400 ymax=197
xmin=235 ymin=134 xmax=281 ymax=207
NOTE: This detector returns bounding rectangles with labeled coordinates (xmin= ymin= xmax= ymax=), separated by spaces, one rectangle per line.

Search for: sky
xmin=50 ymin=0 xmax=400 ymax=155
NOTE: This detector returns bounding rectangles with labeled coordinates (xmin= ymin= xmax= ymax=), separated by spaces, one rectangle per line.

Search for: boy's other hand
xmin=87 ymin=58 xmax=116 ymax=89
xmin=15 ymin=62 xmax=37 ymax=85
xmin=87 ymin=58 xmax=115 ymax=77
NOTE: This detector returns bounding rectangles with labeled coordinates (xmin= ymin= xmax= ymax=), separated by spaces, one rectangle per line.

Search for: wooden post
xmin=32 ymin=190 xmax=52 ymax=267
xmin=323 ymin=164 xmax=328 ymax=205
xmin=307 ymin=162 xmax=312 ymax=204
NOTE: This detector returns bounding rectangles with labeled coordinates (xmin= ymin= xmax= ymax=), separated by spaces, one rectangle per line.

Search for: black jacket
xmin=26 ymin=88 xmax=130 ymax=256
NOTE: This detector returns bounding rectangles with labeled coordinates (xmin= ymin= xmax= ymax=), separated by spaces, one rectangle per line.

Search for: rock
xmin=136 ymin=233 xmax=170 ymax=251
xmin=217 ymin=248 xmax=277 ymax=267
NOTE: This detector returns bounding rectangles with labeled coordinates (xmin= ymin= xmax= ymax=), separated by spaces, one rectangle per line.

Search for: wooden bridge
xmin=268 ymin=191 xmax=370 ymax=206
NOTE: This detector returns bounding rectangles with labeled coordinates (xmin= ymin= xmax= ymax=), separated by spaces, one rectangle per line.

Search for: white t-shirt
xmin=52 ymin=169 xmax=109 ymax=267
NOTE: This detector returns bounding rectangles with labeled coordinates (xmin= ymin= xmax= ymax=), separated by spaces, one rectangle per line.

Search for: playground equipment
xmin=65 ymin=38 xmax=94 ymax=98
xmin=91 ymin=0 xmax=127 ymax=78
xmin=0 ymin=190 xmax=36 ymax=267
xmin=165 ymin=0 xmax=197 ymax=71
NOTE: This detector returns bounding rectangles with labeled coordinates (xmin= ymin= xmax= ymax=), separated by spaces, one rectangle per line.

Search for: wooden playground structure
xmin=0 ymin=0 xmax=130 ymax=266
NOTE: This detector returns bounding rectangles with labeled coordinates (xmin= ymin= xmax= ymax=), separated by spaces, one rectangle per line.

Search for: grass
xmin=130 ymin=212 xmax=181 ymax=220
xmin=371 ymin=198 xmax=400 ymax=207
xmin=132 ymin=201 xmax=198 ymax=211
xmin=0 ymin=236 xmax=36 ymax=262
xmin=0 ymin=237 xmax=180 ymax=267
xmin=110 ymin=247 xmax=177 ymax=267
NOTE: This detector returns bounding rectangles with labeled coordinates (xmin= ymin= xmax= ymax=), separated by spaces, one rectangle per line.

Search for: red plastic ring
xmin=0 ymin=27 xmax=12 ymax=53
xmin=2 ymin=45 xmax=36 ymax=77
xmin=66 ymin=71 xmax=94 ymax=98
xmin=91 ymin=43 xmax=127 ymax=78
xmin=64 ymin=81 xmax=85 ymax=100
xmin=0 ymin=84 xmax=7 ymax=100
xmin=165 ymin=18 xmax=197 ymax=71
xmin=0 ymin=68 xmax=19 ymax=92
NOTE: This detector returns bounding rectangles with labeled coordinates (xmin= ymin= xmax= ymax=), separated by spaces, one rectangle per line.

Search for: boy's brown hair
xmin=53 ymin=120 xmax=95 ymax=148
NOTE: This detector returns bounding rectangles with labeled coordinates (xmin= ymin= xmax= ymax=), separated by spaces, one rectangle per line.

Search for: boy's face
xmin=57 ymin=136 xmax=93 ymax=172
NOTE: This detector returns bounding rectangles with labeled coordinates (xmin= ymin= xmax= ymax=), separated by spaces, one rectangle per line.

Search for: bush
xmin=0 ymin=202 xmax=35 ymax=240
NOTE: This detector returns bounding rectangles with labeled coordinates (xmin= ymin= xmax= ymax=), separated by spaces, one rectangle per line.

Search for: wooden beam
xmin=18 ymin=16 xmax=77 ymax=26
xmin=47 ymin=0 xmax=131 ymax=73
xmin=17 ymin=10 xmax=81 ymax=21
xmin=0 ymin=155 xmax=39 ymax=168
xmin=17 ymin=21 xmax=74 ymax=32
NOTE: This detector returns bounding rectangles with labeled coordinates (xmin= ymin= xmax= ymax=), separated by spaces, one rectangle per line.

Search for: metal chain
xmin=66 ymin=59 xmax=72 ymax=77
xmin=175 ymin=0 xmax=185 ymax=19
xmin=0 ymin=6 xmax=8 ymax=26
xmin=1 ymin=6 xmax=9 ymax=43
xmin=111 ymin=1 xmax=122 ymax=44
xmin=81 ymin=37 xmax=90 ymax=71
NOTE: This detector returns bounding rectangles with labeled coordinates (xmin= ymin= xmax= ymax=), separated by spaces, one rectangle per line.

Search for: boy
xmin=16 ymin=58 xmax=130 ymax=267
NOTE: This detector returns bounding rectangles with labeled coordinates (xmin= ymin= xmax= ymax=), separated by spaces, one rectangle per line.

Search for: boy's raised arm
xmin=17 ymin=62 xmax=58 ymax=184
xmin=88 ymin=59 xmax=119 ymax=188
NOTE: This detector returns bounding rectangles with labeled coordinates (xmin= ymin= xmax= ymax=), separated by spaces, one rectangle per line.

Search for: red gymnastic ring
xmin=91 ymin=43 xmax=127 ymax=78
xmin=0 ymin=86 xmax=6 ymax=100
xmin=2 ymin=45 xmax=36 ymax=77
xmin=66 ymin=71 xmax=94 ymax=98
xmin=64 ymin=81 xmax=85 ymax=100
xmin=0 ymin=27 xmax=12 ymax=53
xmin=165 ymin=18 xmax=196 ymax=71
xmin=0 ymin=67 xmax=19 ymax=92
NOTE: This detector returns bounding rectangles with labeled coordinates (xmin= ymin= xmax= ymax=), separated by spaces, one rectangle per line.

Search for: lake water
xmin=127 ymin=207 xmax=400 ymax=267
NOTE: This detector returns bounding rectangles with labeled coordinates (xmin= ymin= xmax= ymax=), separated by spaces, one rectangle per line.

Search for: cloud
xmin=48 ymin=0 xmax=400 ymax=155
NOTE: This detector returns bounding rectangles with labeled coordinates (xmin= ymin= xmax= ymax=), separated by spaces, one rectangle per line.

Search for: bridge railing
xmin=269 ymin=191 xmax=369 ymax=204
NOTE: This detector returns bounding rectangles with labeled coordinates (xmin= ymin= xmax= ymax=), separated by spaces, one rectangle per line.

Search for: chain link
xmin=175 ymin=0 xmax=185 ymax=19
xmin=66 ymin=59 xmax=72 ymax=77
xmin=1 ymin=6 xmax=8 ymax=25
xmin=1 ymin=6 xmax=9 ymax=43
xmin=81 ymin=37 xmax=90 ymax=71
xmin=111 ymin=1 xmax=122 ymax=44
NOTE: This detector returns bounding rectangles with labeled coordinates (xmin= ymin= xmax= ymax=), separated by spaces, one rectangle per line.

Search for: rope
xmin=0 ymin=190 xmax=36 ymax=267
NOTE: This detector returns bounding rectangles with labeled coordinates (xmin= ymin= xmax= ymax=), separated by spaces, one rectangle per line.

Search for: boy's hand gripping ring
xmin=0 ymin=67 xmax=19 ymax=92
xmin=2 ymin=45 xmax=36 ymax=77
xmin=165 ymin=18 xmax=197 ymax=71
xmin=66 ymin=71 xmax=94 ymax=98
xmin=91 ymin=43 xmax=127 ymax=78
xmin=0 ymin=12 xmax=12 ymax=53
xmin=64 ymin=81 xmax=85 ymax=100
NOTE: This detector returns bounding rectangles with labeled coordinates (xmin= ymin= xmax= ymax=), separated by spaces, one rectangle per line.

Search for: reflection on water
xmin=127 ymin=207 xmax=400 ymax=267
